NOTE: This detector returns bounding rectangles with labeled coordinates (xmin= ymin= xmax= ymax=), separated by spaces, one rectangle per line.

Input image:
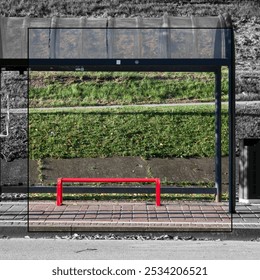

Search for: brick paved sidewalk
xmin=1 ymin=200 xmax=260 ymax=233
xmin=28 ymin=200 xmax=231 ymax=232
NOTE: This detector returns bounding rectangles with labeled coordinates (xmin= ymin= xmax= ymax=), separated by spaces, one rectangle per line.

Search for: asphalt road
xmin=1 ymin=239 xmax=260 ymax=260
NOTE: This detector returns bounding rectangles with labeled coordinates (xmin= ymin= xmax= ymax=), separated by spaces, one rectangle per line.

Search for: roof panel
xmin=0 ymin=15 xmax=233 ymax=60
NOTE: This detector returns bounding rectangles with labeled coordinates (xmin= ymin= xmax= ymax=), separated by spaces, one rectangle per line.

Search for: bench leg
xmin=156 ymin=179 xmax=161 ymax=206
xmin=56 ymin=178 xmax=63 ymax=206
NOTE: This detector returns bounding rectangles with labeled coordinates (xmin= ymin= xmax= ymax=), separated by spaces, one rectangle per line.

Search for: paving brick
xmin=29 ymin=206 xmax=50 ymax=211
xmin=13 ymin=215 xmax=27 ymax=220
xmin=0 ymin=205 xmax=13 ymax=212
xmin=78 ymin=205 xmax=89 ymax=211
xmin=0 ymin=215 xmax=17 ymax=220
xmin=3 ymin=201 xmax=260 ymax=231
xmin=66 ymin=206 xmax=81 ymax=211
xmin=9 ymin=205 xmax=26 ymax=212
xmin=241 ymin=218 xmax=260 ymax=223
xmin=74 ymin=214 xmax=84 ymax=220
xmin=84 ymin=214 xmax=98 ymax=220
xmin=47 ymin=214 xmax=61 ymax=220
xmin=59 ymin=214 xmax=77 ymax=220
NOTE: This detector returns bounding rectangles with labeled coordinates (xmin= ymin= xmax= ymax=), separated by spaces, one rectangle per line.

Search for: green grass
xmin=29 ymin=71 xmax=229 ymax=107
xmin=29 ymin=105 xmax=229 ymax=160
xmin=29 ymin=193 xmax=229 ymax=201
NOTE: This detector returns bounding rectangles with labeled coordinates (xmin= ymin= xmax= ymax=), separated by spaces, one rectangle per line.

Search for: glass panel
xmin=3 ymin=18 xmax=24 ymax=58
xmin=82 ymin=29 xmax=107 ymax=58
xmin=169 ymin=29 xmax=194 ymax=58
xmin=29 ymin=29 xmax=50 ymax=58
xmin=58 ymin=29 xmax=81 ymax=58
xmin=111 ymin=29 xmax=136 ymax=58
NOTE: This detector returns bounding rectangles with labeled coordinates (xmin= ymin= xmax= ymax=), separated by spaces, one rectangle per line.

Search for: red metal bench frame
xmin=56 ymin=177 xmax=161 ymax=206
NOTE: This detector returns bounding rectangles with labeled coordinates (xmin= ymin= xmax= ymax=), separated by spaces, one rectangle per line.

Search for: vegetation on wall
xmin=29 ymin=71 xmax=228 ymax=107
xmin=29 ymin=105 xmax=229 ymax=159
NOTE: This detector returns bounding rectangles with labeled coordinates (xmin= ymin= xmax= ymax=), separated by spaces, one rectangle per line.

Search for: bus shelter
xmin=0 ymin=14 xmax=235 ymax=212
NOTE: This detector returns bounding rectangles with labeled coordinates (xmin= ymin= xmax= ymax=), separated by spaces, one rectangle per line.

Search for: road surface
xmin=0 ymin=239 xmax=260 ymax=260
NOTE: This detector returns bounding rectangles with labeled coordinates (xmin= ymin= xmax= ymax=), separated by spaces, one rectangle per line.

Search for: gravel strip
xmin=0 ymin=193 xmax=28 ymax=201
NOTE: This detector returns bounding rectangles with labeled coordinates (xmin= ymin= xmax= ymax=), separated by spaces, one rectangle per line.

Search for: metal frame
xmin=0 ymin=26 xmax=236 ymax=213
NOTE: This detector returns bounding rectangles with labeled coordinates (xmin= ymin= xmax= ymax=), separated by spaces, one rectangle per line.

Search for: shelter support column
xmin=229 ymin=61 xmax=236 ymax=213
xmin=227 ymin=26 xmax=236 ymax=213
xmin=215 ymin=68 xmax=222 ymax=202
xmin=0 ymin=72 xmax=1 ymax=201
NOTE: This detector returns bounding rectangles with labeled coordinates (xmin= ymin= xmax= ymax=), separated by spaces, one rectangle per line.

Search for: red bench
xmin=56 ymin=177 xmax=161 ymax=206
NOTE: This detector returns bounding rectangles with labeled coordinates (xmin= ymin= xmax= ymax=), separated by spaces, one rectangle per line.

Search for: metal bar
xmin=28 ymin=58 xmax=230 ymax=66
xmin=0 ymin=59 xmax=28 ymax=71
xmin=56 ymin=177 xmax=161 ymax=206
xmin=27 ymin=58 xmax=229 ymax=72
xmin=0 ymin=59 xmax=230 ymax=72
xmin=28 ymin=64 xmax=221 ymax=73
xmin=0 ymin=58 xmax=229 ymax=71
xmin=27 ymin=185 xmax=217 ymax=194
xmin=61 ymin=177 xmax=158 ymax=183
xmin=228 ymin=28 xmax=236 ymax=213
xmin=215 ymin=68 xmax=222 ymax=202
xmin=1 ymin=58 xmax=229 ymax=71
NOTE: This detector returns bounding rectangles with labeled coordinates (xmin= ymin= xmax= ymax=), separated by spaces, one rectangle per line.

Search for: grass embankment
xmin=29 ymin=71 xmax=228 ymax=107
xmin=29 ymin=72 xmax=229 ymax=200
xmin=29 ymin=105 xmax=229 ymax=160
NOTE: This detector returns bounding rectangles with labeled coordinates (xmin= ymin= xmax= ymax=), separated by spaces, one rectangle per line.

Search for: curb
xmin=1 ymin=224 xmax=260 ymax=240
xmin=28 ymin=225 xmax=232 ymax=233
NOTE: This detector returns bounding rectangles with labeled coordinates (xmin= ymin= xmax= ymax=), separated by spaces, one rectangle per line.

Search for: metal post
xmin=56 ymin=178 xmax=63 ymax=206
xmin=215 ymin=68 xmax=222 ymax=202
xmin=156 ymin=178 xmax=161 ymax=206
xmin=228 ymin=28 xmax=236 ymax=213
xmin=0 ymin=72 xmax=1 ymax=201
